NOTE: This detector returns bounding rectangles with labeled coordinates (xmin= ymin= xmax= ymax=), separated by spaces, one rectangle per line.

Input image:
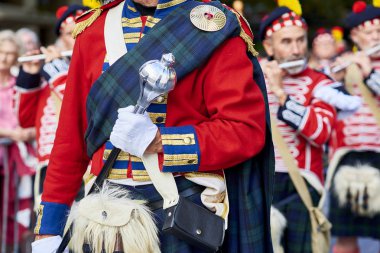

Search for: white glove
xmin=110 ymin=105 xmax=158 ymax=158
xmin=31 ymin=235 xmax=68 ymax=253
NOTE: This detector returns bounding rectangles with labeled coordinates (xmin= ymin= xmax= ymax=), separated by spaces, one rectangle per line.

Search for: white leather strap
xmin=142 ymin=153 xmax=179 ymax=208
xmin=104 ymin=1 xmax=127 ymax=66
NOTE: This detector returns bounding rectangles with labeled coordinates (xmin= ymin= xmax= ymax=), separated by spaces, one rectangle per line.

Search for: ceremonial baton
xmin=56 ymin=53 xmax=176 ymax=253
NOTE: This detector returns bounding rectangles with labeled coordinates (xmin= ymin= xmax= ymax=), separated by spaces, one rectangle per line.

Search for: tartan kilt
xmin=328 ymin=151 xmax=380 ymax=239
xmin=329 ymin=193 xmax=380 ymax=239
xmin=272 ymin=172 xmax=320 ymax=253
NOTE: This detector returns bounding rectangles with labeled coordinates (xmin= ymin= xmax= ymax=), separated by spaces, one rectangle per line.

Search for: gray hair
xmin=16 ymin=28 xmax=39 ymax=44
xmin=0 ymin=29 xmax=23 ymax=56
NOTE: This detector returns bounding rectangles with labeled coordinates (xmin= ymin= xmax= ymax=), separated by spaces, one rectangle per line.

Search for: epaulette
xmin=72 ymin=0 xmax=124 ymax=38
xmin=223 ymin=4 xmax=258 ymax=56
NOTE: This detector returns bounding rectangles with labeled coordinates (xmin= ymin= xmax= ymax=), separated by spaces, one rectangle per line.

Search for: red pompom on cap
xmin=316 ymin=27 xmax=327 ymax=35
xmin=56 ymin=6 xmax=68 ymax=19
xmin=353 ymin=1 xmax=367 ymax=13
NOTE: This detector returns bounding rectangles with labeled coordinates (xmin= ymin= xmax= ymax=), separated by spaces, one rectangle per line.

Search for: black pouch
xmin=162 ymin=196 xmax=225 ymax=253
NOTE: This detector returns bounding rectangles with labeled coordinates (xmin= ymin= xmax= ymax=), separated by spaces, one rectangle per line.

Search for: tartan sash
xmin=85 ymin=0 xmax=241 ymax=156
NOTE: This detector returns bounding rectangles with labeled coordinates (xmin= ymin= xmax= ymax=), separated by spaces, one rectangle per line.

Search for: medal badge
xmin=190 ymin=5 xmax=226 ymax=32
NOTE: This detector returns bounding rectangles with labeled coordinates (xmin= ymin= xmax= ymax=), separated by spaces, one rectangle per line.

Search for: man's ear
xmin=350 ymin=29 xmax=359 ymax=45
xmin=263 ymin=38 xmax=274 ymax=57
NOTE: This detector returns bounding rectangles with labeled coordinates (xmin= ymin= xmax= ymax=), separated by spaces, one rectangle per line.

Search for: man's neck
xmin=133 ymin=1 xmax=156 ymax=16
xmin=133 ymin=0 xmax=158 ymax=7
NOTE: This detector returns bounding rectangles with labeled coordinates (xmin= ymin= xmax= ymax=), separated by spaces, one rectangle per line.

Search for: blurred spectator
xmin=309 ymin=28 xmax=339 ymax=71
xmin=15 ymin=28 xmax=40 ymax=55
xmin=0 ymin=29 xmax=36 ymax=253
xmin=54 ymin=5 xmax=85 ymax=51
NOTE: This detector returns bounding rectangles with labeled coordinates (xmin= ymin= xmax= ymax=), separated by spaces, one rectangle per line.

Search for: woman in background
xmin=0 ymin=29 xmax=36 ymax=253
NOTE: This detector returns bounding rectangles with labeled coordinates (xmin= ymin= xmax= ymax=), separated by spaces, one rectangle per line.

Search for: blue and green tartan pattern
xmin=327 ymin=151 xmax=380 ymax=239
xmin=329 ymin=165 xmax=380 ymax=239
xmin=329 ymin=190 xmax=380 ymax=239
xmin=272 ymin=173 xmax=320 ymax=253
xmin=222 ymin=56 xmax=275 ymax=253
xmin=85 ymin=0 xmax=241 ymax=157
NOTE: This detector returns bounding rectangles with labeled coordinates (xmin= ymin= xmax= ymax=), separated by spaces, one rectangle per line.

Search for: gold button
xmin=183 ymin=137 xmax=192 ymax=144
xmin=156 ymin=96 xmax=164 ymax=103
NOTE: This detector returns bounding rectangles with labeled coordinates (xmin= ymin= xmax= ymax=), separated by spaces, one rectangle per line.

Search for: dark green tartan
xmin=329 ymin=193 xmax=380 ymax=239
xmin=222 ymin=56 xmax=274 ymax=253
xmin=327 ymin=151 xmax=380 ymax=239
xmin=272 ymin=173 xmax=320 ymax=253
xmin=85 ymin=0 xmax=241 ymax=157
xmin=329 ymin=173 xmax=380 ymax=239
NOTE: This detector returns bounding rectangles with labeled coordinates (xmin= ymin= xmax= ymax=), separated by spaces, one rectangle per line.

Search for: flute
xmin=17 ymin=50 xmax=73 ymax=63
xmin=278 ymin=59 xmax=306 ymax=69
xmin=331 ymin=44 xmax=380 ymax=73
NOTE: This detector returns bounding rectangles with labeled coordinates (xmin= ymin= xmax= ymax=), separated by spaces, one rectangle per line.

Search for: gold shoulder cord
xmin=229 ymin=9 xmax=259 ymax=57
xmin=72 ymin=8 xmax=103 ymax=38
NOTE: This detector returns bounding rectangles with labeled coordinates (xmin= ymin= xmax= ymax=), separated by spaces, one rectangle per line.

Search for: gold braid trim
xmin=230 ymin=9 xmax=259 ymax=57
xmin=72 ymin=8 xmax=102 ymax=38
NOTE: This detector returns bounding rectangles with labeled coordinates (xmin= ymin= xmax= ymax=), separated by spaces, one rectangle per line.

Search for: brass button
xmin=183 ymin=137 xmax=192 ymax=144
xmin=156 ymin=96 xmax=165 ymax=103
xmin=156 ymin=116 xmax=165 ymax=123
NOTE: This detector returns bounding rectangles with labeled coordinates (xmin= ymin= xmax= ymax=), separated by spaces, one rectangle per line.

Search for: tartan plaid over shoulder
xmin=85 ymin=0 xmax=242 ymax=156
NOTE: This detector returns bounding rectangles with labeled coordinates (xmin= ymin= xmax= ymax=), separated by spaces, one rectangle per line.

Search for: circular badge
xmin=190 ymin=5 xmax=226 ymax=32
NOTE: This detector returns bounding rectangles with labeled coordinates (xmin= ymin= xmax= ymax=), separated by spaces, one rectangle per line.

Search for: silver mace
xmin=134 ymin=53 xmax=177 ymax=114
xmin=57 ymin=53 xmax=176 ymax=253
xmin=90 ymin=52 xmax=176 ymax=193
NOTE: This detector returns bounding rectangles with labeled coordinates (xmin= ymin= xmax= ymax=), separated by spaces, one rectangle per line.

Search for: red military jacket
xmin=36 ymin=0 xmax=266 ymax=235
xmin=16 ymin=69 xmax=67 ymax=168
xmin=266 ymin=67 xmax=336 ymax=186
xmin=330 ymin=59 xmax=380 ymax=156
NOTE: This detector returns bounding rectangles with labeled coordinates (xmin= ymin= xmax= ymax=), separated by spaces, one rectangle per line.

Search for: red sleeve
xmin=35 ymin=11 xmax=107 ymax=236
xmin=160 ymin=37 xmax=266 ymax=173
xmin=17 ymin=89 xmax=41 ymax=128
xmin=41 ymin=36 xmax=91 ymax=206
xmin=297 ymin=98 xmax=336 ymax=146
xmin=196 ymin=37 xmax=266 ymax=171
xmin=15 ymin=69 xmax=44 ymax=128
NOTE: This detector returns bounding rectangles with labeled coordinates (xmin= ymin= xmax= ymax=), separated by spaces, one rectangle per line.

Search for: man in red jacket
xmin=259 ymin=6 xmax=340 ymax=253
